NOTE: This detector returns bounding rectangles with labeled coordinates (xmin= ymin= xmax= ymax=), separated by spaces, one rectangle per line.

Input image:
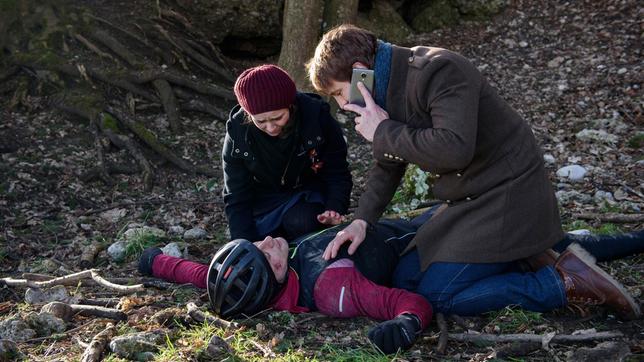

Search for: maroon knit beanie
xmin=234 ymin=65 xmax=297 ymax=115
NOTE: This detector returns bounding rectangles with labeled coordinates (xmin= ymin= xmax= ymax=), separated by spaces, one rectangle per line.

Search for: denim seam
xmin=545 ymin=266 xmax=566 ymax=307
xmin=435 ymin=264 xmax=470 ymax=310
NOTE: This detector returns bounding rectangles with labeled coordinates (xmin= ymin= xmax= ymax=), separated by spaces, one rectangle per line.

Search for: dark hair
xmin=306 ymin=24 xmax=378 ymax=94
xmin=206 ymin=239 xmax=279 ymax=318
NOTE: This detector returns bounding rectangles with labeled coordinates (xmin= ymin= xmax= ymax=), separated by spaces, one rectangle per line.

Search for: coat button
xmin=466 ymin=197 xmax=471 ymax=201
xmin=243 ymin=152 xmax=248 ymax=156
xmin=408 ymin=56 xmax=414 ymax=63
xmin=435 ymin=174 xmax=441 ymax=178
xmin=457 ymin=173 xmax=462 ymax=177
xmin=446 ymin=200 xmax=451 ymax=204
xmin=235 ymin=149 xmax=240 ymax=153
xmin=316 ymin=136 xmax=322 ymax=141
xmin=308 ymin=140 xmax=313 ymax=145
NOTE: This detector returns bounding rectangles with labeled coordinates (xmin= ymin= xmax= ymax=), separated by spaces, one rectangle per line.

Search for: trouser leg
xmin=281 ymin=200 xmax=325 ymax=240
xmin=393 ymin=250 xmax=566 ymax=315
xmin=554 ymin=230 xmax=644 ymax=262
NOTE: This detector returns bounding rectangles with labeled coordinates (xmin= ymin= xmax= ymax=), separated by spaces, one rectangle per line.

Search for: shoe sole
xmin=567 ymin=243 xmax=642 ymax=319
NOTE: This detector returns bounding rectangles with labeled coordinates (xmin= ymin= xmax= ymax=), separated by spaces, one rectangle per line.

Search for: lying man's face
xmin=253 ymin=236 xmax=289 ymax=283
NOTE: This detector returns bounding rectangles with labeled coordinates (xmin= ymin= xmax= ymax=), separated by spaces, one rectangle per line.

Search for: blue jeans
xmin=393 ymin=251 xmax=566 ymax=315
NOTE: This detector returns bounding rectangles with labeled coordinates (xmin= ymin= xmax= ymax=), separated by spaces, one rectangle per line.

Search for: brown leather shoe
xmin=554 ymin=243 xmax=641 ymax=320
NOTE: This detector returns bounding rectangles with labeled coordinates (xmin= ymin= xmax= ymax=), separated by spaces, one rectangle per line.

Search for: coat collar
xmin=226 ymin=92 xmax=326 ymax=160
xmin=385 ymin=45 xmax=413 ymax=121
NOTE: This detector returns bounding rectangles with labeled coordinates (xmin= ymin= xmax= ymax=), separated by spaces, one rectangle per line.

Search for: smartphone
xmin=349 ymin=68 xmax=374 ymax=107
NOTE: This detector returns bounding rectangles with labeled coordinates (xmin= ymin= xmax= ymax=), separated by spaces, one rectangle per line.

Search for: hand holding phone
xmin=349 ymin=68 xmax=374 ymax=107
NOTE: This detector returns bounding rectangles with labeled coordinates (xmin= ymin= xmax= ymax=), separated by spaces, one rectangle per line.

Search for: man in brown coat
xmin=306 ymin=24 xmax=640 ymax=319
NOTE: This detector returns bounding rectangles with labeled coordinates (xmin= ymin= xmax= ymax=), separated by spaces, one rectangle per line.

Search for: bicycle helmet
xmin=206 ymin=239 xmax=279 ymax=318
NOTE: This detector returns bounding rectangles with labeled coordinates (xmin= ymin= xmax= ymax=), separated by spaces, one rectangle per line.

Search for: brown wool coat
xmin=354 ymin=45 xmax=564 ymax=270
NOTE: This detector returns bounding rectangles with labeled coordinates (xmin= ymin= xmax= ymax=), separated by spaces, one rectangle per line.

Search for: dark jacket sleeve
xmin=222 ymin=131 xmax=258 ymax=241
xmin=317 ymin=104 xmax=353 ymax=214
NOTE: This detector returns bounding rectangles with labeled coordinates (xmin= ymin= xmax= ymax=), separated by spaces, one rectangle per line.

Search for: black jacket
xmin=289 ymin=219 xmax=416 ymax=310
xmin=222 ymin=92 xmax=352 ymax=240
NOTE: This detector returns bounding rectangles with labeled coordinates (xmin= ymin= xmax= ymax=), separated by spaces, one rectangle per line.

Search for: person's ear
xmin=352 ymin=61 xmax=369 ymax=69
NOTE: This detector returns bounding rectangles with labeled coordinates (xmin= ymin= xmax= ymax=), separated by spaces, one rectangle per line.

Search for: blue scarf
xmin=373 ymin=40 xmax=392 ymax=110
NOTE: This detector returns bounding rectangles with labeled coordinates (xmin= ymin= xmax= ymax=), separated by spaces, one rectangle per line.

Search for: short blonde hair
xmin=306 ymin=24 xmax=377 ymax=94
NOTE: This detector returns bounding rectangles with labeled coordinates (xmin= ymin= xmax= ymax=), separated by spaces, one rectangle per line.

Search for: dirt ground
xmin=0 ymin=0 xmax=642 ymax=361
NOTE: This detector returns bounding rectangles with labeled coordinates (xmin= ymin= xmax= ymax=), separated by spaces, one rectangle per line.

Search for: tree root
xmin=153 ymin=24 xmax=234 ymax=82
xmin=129 ymin=67 xmax=235 ymax=100
xmin=152 ymin=78 xmax=181 ymax=132
xmin=90 ymin=29 xmax=139 ymax=67
xmin=107 ymin=106 xmax=217 ymax=176
xmin=73 ymin=32 xmax=116 ymax=62
xmin=98 ymin=112 xmax=155 ymax=191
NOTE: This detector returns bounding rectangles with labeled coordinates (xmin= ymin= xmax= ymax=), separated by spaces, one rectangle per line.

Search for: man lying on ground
xmin=139 ymin=209 xmax=642 ymax=354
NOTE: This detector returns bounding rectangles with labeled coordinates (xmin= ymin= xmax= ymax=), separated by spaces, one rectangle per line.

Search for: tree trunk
xmin=278 ymin=0 xmax=324 ymax=91
xmin=322 ymin=0 xmax=359 ymax=32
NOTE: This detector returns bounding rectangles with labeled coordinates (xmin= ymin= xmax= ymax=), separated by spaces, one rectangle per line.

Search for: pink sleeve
xmin=151 ymin=254 xmax=208 ymax=289
xmin=313 ymin=263 xmax=432 ymax=329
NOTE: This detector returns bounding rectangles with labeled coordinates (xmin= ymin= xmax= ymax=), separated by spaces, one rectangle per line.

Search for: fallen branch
xmin=2 ymin=269 xmax=144 ymax=293
xmin=186 ymin=302 xmax=238 ymax=330
xmin=42 ymin=301 xmax=127 ymax=321
xmin=573 ymin=213 xmax=644 ymax=223
xmin=435 ymin=313 xmax=448 ymax=354
xmin=80 ymin=241 xmax=106 ymax=269
xmin=448 ymin=331 xmax=624 ymax=344
xmin=80 ymin=323 xmax=115 ymax=362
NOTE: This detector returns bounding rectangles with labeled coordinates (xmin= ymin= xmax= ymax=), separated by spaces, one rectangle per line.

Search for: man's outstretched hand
xmin=317 ymin=210 xmax=343 ymax=225
xmin=323 ymin=219 xmax=368 ymax=260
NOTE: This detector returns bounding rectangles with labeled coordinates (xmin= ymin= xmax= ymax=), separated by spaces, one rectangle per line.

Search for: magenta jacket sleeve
xmin=313 ymin=262 xmax=432 ymax=329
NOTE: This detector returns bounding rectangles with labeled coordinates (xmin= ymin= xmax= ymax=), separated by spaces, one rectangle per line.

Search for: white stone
xmin=556 ymin=165 xmax=587 ymax=181
xmin=575 ymin=129 xmax=619 ymax=144
xmin=569 ymin=229 xmax=591 ymax=235
xmin=543 ymin=154 xmax=556 ymax=164
xmin=594 ymin=190 xmax=615 ymax=204
xmin=99 ymin=208 xmax=127 ymax=223
xmin=161 ymin=243 xmax=185 ymax=258
xmin=122 ymin=226 xmax=166 ymax=242
xmin=168 ymin=225 xmax=185 ymax=235
xmin=107 ymin=240 xmax=128 ymax=262
xmin=184 ymin=227 xmax=207 ymax=240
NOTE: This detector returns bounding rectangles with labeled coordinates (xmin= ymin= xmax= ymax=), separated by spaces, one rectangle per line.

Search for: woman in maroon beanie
xmin=222 ymin=64 xmax=352 ymax=241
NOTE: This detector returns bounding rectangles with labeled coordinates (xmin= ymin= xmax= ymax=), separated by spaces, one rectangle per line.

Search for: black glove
xmin=368 ymin=313 xmax=422 ymax=354
xmin=138 ymin=247 xmax=163 ymax=276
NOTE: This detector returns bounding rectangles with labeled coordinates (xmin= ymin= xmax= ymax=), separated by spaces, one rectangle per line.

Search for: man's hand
xmin=322 ymin=219 xmax=368 ymax=260
xmin=317 ymin=210 xmax=343 ymax=225
xmin=343 ymin=82 xmax=388 ymax=142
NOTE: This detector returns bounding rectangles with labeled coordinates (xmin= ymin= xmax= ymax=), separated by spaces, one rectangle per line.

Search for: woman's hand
xmin=323 ymin=219 xmax=368 ymax=260
xmin=317 ymin=210 xmax=343 ymax=225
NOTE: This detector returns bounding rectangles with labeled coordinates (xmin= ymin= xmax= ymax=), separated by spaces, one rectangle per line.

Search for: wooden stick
xmin=186 ymin=302 xmax=238 ymax=330
xmin=448 ymin=331 xmax=624 ymax=344
xmin=435 ymin=313 xmax=448 ymax=354
xmin=2 ymin=269 xmax=144 ymax=293
xmin=573 ymin=213 xmax=644 ymax=223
